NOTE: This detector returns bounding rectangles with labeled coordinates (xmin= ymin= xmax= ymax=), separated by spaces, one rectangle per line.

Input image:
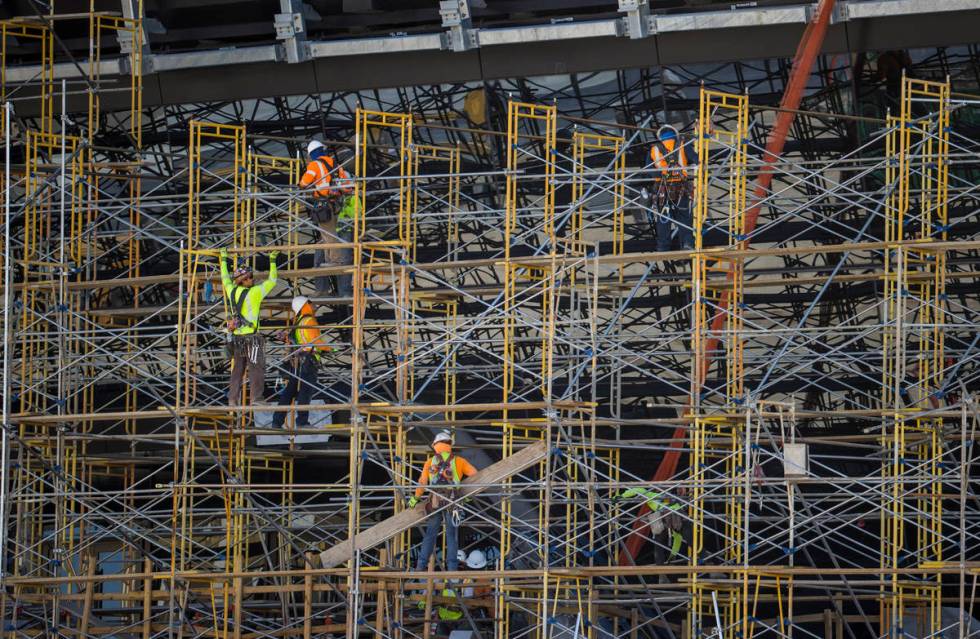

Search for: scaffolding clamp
xmin=440 ymin=0 xmax=478 ymax=52
xmin=275 ymin=0 xmax=311 ymax=63
xmin=619 ymin=0 xmax=654 ymax=39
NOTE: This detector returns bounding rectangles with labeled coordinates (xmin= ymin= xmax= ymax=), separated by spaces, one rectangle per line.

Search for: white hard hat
xmin=457 ymin=550 xmax=467 ymax=563
xmin=291 ymin=296 xmax=310 ymax=314
xmin=465 ymin=549 xmax=487 ymax=569
xmin=433 ymin=430 xmax=453 ymax=446
xmin=307 ymin=140 xmax=325 ymax=155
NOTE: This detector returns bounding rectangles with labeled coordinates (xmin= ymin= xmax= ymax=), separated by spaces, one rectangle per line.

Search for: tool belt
xmin=424 ymin=486 xmax=460 ymax=515
xmin=226 ymin=333 xmax=263 ymax=363
xmin=288 ymin=347 xmax=318 ymax=367
xmin=657 ymin=179 xmax=693 ymax=207
xmin=310 ymin=198 xmax=341 ymax=225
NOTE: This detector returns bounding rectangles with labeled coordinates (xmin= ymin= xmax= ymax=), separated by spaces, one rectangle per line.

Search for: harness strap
xmin=229 ymin=285 xmax=255 ymax=330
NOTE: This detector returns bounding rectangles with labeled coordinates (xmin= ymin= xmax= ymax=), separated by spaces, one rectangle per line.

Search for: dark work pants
xmin=416 ymin=510 xmax=459 ymax=572
xmin=228 ymin=335 xmax=265 ymax=404
xmin=273 ymin=352 xmax=319 ymax=427
xmin=655 ymin=190 xmax=693 ymax=251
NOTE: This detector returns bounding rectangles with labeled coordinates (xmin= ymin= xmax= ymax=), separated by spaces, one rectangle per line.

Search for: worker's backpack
xmin=424 ymin=454 xmax=460 ymax=514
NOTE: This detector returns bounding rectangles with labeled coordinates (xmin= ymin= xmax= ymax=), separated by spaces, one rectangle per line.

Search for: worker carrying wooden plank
xmin=408 ymin=430 xmax=479 ymax=573
xmin=319 ymin=440 xmax=547 ymax=569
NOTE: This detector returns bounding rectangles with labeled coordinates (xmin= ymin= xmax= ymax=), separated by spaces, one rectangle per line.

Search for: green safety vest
xmin=620 ymin=488 xmax=685 ymax=557
xmin=438 ymin=606 xmax=463 ymax=621
xmin=337 ymin=196 xmax=360 ymax=222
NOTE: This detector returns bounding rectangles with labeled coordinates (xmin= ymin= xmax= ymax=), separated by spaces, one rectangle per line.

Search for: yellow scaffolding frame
xmin=689 ymin=87 xmax=751 ymax=639
xmin=0 ymin=20 xmax=54 ymax=136
xmin=571 ymin=132 xmax=625 ymax=256
xmin=87 ymin=5 xmax=143 ymax=148
xmin=880 ymin=76 xmax=949 ymax=637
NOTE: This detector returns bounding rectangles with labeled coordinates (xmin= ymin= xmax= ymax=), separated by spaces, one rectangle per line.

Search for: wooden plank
xmin=80 ymin=554 xmax=96 ymax=635
xmin=423 ymin=556 xmax=436 ymax=639
xmin=319 ymin=441 xmax=548 ymax=568
xmin=142 ymin=559 xmax=152 ymax=639
xmin=303 ymin=553 xmax=314 ymax=639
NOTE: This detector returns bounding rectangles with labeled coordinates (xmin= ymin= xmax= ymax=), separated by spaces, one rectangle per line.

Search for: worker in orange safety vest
xmin=408 ymin=430 xmax=479 ymax=573
xmin=300 ymin=140 xmax=356 ymax=298
xmin=648 ymin=124 xmax=697 ymax=252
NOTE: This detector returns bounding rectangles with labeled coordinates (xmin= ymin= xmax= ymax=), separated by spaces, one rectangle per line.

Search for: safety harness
xmin=424 ymin=451 xmax=462 ymax=515
xmin=653 ymin=140 xmax=692 ymax=205
xmin=287 ymin=316 xmax=322 ymax=363
xmin=226 ymin=285 xmax=254 ymax=334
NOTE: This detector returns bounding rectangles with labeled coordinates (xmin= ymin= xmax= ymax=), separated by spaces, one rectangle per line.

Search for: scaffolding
xmin=1 ymin=17 xmax=980 ymax=639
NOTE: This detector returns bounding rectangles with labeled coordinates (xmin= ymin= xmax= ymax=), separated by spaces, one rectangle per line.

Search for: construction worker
xmin=649 ymin=124 xmax=696 ymax=252
xmin=300 ymin=140 xmax=355 ymax=298
xmin=219 ymin=248 xmax=279 ymax=405
xmin=408 ymin=430 xmax=479 ymax=574
xmin=461 ymin=549 xmax=494 ymax=617
xmin=416 ymin=588 xmax=464 ymax=631
xmin=616 ymin=486 xmax=687 ymax=575
xmin=272 ymin=296 xmax=331 ymax=428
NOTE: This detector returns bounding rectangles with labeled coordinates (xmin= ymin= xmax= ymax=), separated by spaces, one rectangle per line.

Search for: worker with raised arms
xmin=219 ymin=248 xmax=279 ymax=405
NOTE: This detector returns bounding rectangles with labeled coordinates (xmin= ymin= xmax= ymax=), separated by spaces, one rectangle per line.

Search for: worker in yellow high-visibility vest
xmin=272 ymin=296 xmax=332 ymax=428
xmin=219 ymin=248 xmax=278 ymax=405
xmin=616 ymin=486 xmax=687 ymax=578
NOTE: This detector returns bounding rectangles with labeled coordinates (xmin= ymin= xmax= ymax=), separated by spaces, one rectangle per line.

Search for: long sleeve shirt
xmin=619 ymin=487 xmax=677 ymax=512
xmin=220 ymin=258 xmax=278 ymax=336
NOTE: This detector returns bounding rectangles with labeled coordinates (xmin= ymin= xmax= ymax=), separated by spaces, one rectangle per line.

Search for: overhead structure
xmin=1 ymin=5 xmax=980 ymax=639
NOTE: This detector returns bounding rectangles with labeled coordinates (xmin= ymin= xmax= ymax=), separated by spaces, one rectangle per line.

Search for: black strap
xmin=431 ymin=454 xmax=456 ymax=485
xmin=655 ymin=140 xmax=681 ymax=168
xmin=229 ymin=285 xmax=252 ymax=327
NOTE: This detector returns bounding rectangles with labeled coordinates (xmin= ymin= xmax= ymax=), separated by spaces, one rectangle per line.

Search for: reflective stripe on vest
xmin=308 ymin=156 xmax=351 ymax=198
xmin=429 ymin=452 xmax=461 ymax=484
xmin=651 ymin=140 xmax=689 ymax=181
xmin=291 ymin=318 xmax=321 ymax=362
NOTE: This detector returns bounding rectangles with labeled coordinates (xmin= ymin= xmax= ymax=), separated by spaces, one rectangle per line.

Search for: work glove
xmin=408 ymin=497 xmax=418 ymax=508
xmin=219 ymin=248 xmax=228 ymax=260
xmin=611 ymin=492 xmax=622 ymax=502
xmin=269 ymin=250 xmax=280 ymax=260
